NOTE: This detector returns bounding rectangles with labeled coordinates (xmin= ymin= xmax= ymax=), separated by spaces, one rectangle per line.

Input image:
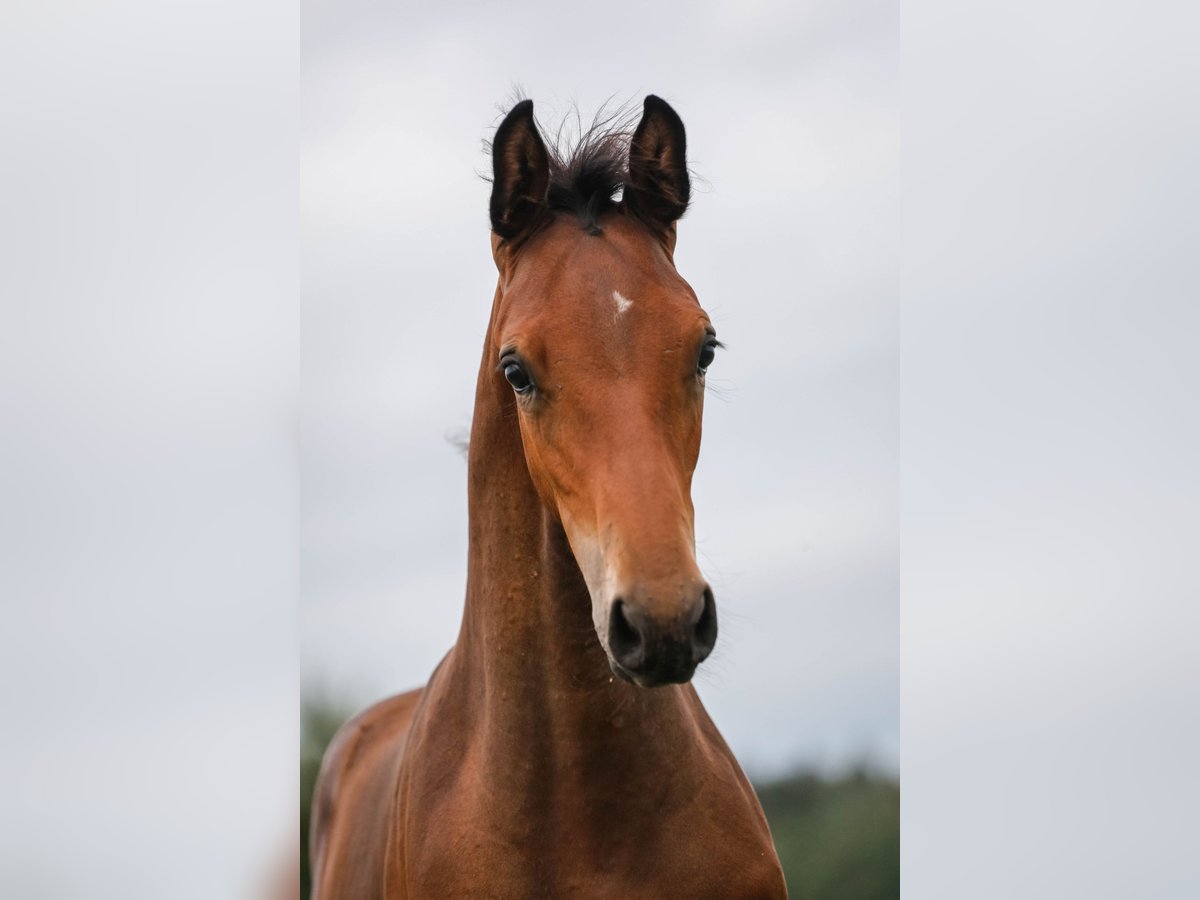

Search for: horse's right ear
xmin=490 ymin=100 xmax=550 ymax=242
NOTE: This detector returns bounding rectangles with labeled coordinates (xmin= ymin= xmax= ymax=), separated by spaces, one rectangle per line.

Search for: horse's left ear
xmin=624 ymin=95 xmax=690 ymax=232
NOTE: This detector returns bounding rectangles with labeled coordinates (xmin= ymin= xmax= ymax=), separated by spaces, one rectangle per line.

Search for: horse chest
xmin=392 ymin=758 xmax=785 ymax=899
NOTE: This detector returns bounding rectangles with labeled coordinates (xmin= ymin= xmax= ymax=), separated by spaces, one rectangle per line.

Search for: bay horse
xmin=310 ymin=95 xmax=787 ymax=899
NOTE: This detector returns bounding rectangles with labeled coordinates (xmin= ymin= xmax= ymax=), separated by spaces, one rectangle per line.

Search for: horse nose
xmin=607 ymin=586 xmax=717 ymax=686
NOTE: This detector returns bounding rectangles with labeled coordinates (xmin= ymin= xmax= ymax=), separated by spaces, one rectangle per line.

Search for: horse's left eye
xmin=697 ymin=340 xmax=718 ymax=373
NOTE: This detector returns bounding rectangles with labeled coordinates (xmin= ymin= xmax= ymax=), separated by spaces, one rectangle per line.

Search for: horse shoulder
xmin=691 ymin=722 xmax=789 ymax=897
xmin=309 ymin=688 xmax=424 ymax=899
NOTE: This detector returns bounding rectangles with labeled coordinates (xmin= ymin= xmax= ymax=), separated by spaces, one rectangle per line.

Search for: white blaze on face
xmin=612 ymin=290 xmax=633 ymax=318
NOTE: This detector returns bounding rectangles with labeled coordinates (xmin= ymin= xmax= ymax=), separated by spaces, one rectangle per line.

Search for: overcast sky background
xmin=301 ymin=0 xmax=899 ymax=777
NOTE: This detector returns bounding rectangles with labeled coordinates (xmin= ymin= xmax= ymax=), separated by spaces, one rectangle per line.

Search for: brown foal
xmin=310 ymin=96 xmax=787 ymax=899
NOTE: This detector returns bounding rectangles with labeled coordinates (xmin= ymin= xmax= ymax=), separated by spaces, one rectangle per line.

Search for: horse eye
xmin=503 ymin=361 xmax=532 ymax=394
xmin=697 ymin=341 xmax=718 ymax=373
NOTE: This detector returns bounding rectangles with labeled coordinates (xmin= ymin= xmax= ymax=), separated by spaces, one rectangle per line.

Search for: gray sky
xmin=1 ymin=1 xmax=298 ymax=894
xmin=301 ymin=0 xmax=899 ymax=776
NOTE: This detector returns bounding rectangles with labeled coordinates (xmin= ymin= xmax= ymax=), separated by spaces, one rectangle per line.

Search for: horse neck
xmin=449 ymin=288 xmax=699 ymax=768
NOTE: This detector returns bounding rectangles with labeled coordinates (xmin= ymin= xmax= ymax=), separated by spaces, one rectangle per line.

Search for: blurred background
xmin=1 ymin=1 xmax=298 ymax=897
xmin=301 ymin=0 xmax=898 ymax=895
xmin=7 ymin=0 xmax=1195 ymax=896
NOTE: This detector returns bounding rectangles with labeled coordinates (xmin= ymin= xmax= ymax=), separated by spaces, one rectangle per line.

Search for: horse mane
xmin=485 ymin=99 xmax=640 ymax=236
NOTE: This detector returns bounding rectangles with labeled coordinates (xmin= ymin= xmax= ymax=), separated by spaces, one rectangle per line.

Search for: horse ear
xmin=490 ymin=100 xmax=550 ymax=241
xmin=624 ymin=95 xmax=690 ymax=231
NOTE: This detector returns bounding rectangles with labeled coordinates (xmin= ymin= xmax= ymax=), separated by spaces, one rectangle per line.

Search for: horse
xmin=310 ymin=95 xmax=787 ymax=899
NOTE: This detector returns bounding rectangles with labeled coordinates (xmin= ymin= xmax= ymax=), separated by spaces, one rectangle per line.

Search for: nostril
xmin=691 ymin=587 xmax=718 ymax=662
xmin=608 ymin=599 xmax=645 ymax=668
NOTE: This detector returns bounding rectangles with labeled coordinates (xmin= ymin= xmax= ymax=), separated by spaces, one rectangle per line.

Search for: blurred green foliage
xmin=757 ymin=769 xmax=900 ymax=899
xmin=300 ymin=697 xmax=898 ymax=899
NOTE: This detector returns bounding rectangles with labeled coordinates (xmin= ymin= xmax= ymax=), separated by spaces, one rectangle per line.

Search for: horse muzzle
xmin=604 ymin=585 xmax=717 ymax=687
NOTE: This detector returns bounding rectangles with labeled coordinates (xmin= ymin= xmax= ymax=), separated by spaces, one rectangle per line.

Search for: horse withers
xmin=310 ymin=95 xmax=787 ymax=899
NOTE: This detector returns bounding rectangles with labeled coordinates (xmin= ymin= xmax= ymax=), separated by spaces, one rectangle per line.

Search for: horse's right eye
xmin=503 ymin=361 xmax=533 ymax=394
